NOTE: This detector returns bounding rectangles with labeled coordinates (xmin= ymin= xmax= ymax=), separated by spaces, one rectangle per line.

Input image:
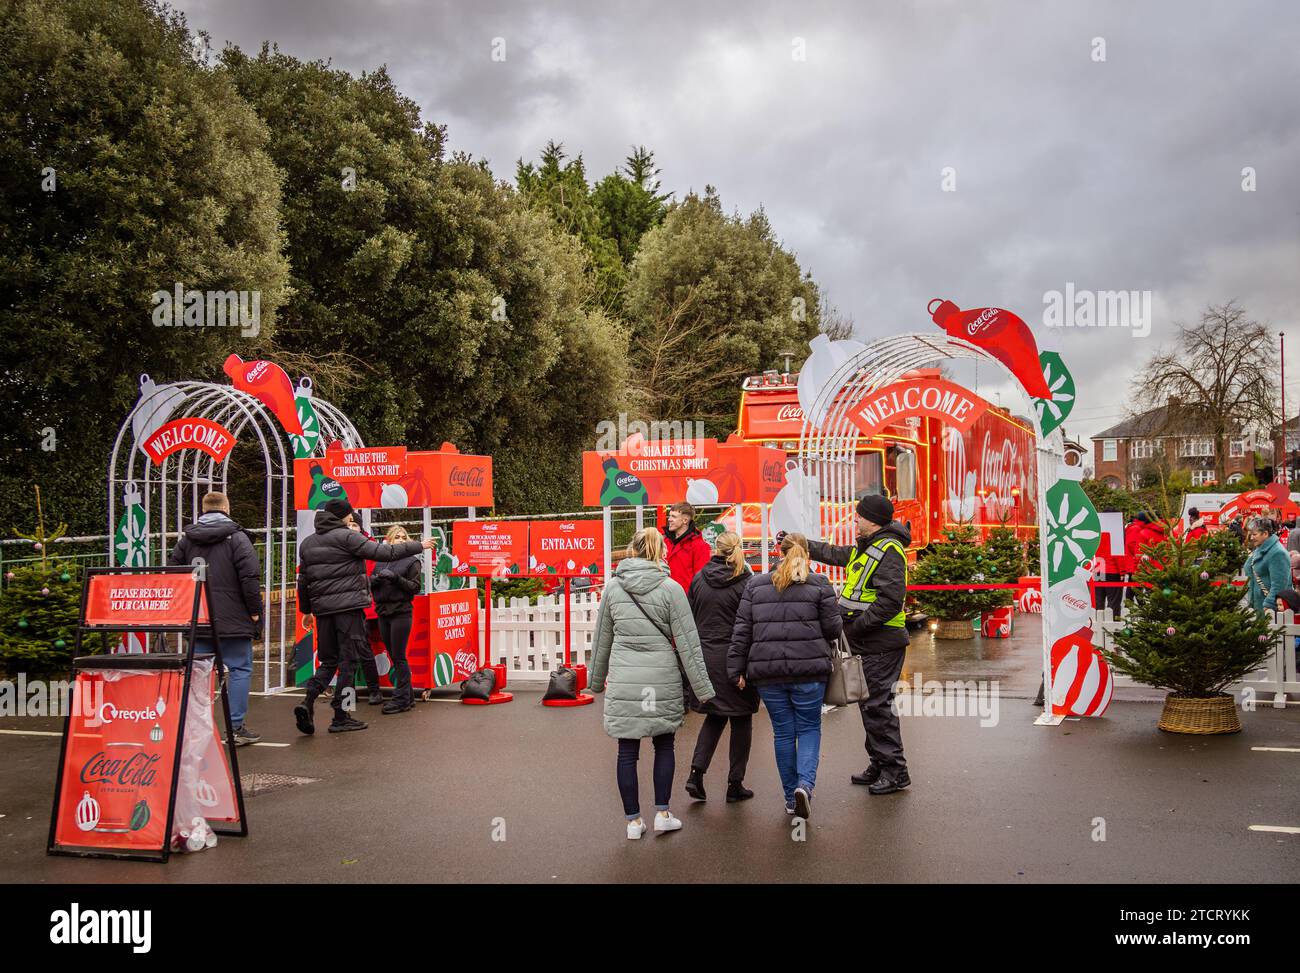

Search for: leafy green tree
xmin=225 ymin=53 xmax=629 ymax=513
xmin=0 ymin=0 xmax=289 ymax=532
xmin=622 ymin=188 xmax=821 ymax=434
xmin=0 ymin=561 xmax=81 ymax=674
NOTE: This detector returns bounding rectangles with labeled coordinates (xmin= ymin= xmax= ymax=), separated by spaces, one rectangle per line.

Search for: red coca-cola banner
xmin=52 ymin=666 xmax=185 ymax=855
xmin=140 ymin=418 xmax=236 ymax=466
xmin=293 ymin=443 xmax=493 ymax=510
xmin=847 ymin=378 xmax=990 ymax=437
xmin=929 ymin=299 xmax=1053 ymax=399
xmin=452 ymin=521 xmax=529 ymax=575
xmin=84 ymin=573 xmax=207 ymax=628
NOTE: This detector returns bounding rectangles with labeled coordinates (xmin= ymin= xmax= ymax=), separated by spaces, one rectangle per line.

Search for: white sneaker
xmin=653 ymin=810 xmax=682 ymax=833
xmin=626 ymin=818 xmax=647 ymax=840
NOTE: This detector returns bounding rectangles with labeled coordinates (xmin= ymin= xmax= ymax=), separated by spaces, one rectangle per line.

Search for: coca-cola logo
xmin=98 ymin=703 xmax=158 ymax=725
xmin=1063 ymin=593 xmax=1089 ymax=612
xmin=776 ymin=405 xmax=804 ymax=422
xmin=966 ymin=307 xmax=1000 ymax=337
xmin=449 ymin=465 xmax=485 ymax=487
xmin=79 ymin=750 xmax=161 ymax=788
xmin=762 ymin=460 xmax=784 ymax=482
xmin=616 ymin=473 xmax=639 ymax=490
xmin=248 ymin=360 xmax=269 ymax=381
xmin=453 ymin=650 xmax=478 ymax=673
xmin=980 ymin=432 xmax=1024 ymax=515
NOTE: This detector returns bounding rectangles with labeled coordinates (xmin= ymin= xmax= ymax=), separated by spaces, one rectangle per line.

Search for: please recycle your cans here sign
xmin=451 ymin=520 xmax=605 ymax=577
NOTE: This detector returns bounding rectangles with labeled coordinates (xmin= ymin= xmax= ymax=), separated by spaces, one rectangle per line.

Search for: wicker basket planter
xmin=932 ymin=617 xmax=975 ymax=640
xmin=1157 ymin=692 xmax=1241 ymax=735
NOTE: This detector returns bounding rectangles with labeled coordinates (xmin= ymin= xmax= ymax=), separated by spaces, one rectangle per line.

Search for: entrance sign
xmin=848 ymin=378 xmax=989 ymax=437
xmin=530 ymin=520 xmax=604 ymax=576
xmin=140 ymin=418 xmax=235 ymax=466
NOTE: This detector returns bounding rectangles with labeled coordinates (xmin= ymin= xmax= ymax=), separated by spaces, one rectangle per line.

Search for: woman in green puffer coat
xmin=589 ymin=527 xmax=716 ymax=839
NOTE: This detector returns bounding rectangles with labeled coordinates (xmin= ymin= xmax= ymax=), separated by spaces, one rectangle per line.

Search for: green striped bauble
xmin=433 ymin=652 xmax=454 ymax=687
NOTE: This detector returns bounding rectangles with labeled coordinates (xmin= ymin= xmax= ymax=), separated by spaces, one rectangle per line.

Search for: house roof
xmin=1092 ymin=404 xmax=1243 ymax=441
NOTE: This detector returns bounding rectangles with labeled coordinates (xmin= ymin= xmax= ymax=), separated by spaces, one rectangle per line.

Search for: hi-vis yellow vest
xmin=839 ymin=538 xmax=907 ymax=627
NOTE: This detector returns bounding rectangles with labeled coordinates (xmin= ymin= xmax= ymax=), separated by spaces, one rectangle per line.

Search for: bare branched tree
xmin=818 ymin=301 xmax=857 ymax=342
xmin=1131 ymin=302 xmax=1277 ymax=484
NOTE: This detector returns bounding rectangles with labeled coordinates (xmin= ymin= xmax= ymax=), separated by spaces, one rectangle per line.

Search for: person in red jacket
xmin=1185 ymin=507 xmax=1208 ymax=541
xmin=664 ymin=502 xmax=712 ymax=591
xmin=1137 ymin=517 xmax=1169 ymax=570
xmin=1122 ymin=513 xmax=1149 ymax=606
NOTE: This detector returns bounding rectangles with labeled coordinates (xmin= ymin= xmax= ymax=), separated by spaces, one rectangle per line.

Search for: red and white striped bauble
xmin=75 ymin=791 xmax=101 ymax=832
xmin=194 ymin=778 xmax=219 ymax=808
xmin=1049 ymin=626 xmax=1113 ymax=717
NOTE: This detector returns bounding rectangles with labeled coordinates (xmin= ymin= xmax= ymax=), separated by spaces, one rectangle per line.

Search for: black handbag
xmin=543 ymin=666 xmax=578 ymax=701
xmin=460 ymin=667 xmax=496 ymax=701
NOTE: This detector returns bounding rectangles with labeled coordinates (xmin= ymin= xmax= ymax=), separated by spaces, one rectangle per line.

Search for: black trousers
xmin=617 ymin=734 xmax=674 ymax=819
xmin=858 ymin=647 xmax=908 ymax=775
xmin=1094 ymin=572 xmax=1124 ymax=620
xmin=379 ymin=611 xmax=413 ymax=705
xmin=691 ymin=713 xmax=753 ymax=783
xmin=304 ymin=609 xmax=369 ymax=719
xmin=358 ymin=619 xmax=380 ymax=691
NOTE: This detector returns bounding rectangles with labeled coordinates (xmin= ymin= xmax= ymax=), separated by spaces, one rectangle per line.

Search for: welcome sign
xmin=848 ymin=378 xmax=990 ymax=438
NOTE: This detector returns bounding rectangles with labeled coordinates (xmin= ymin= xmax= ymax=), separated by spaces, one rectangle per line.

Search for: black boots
xmin=726 ymin=781 xmax=754 ymax=802
xmin=851 ymin=764 xmax=881 ymax=786
xmin=685 ymin=767 xmax=706 ymax=801
xmin=294 ymin=694 xmax=316 ymax=735
xmin=868 ymin=769 xmax=911 ymax=795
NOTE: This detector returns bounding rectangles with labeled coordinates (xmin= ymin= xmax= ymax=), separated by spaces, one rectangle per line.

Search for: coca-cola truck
xmin=734 ymin=368 xmax=1038 ymax=555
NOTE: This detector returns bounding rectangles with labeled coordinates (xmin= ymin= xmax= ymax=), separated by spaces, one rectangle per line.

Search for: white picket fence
xmin=478 ymin=590 xmax=603 ymax=683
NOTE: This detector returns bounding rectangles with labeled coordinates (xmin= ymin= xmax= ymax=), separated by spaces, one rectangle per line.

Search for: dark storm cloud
xmin=184 ymin=0 xmax=1300 ymax=445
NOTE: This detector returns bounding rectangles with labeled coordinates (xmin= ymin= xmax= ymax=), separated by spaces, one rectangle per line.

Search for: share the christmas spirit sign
xmin=140 ymin=418 xmax=235 ymax=466
xmin=292 ymin=443 xmax=493 ymax=510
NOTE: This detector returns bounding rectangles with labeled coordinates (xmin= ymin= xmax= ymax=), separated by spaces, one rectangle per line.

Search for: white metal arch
xmin=108 ymin=376 xmax=362 ymax=691
xmin=796 ymin=332 xmax=1064 ymax=721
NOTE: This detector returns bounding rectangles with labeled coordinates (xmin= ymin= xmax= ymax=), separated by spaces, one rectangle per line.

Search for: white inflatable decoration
xmin=1046 ymin=567 xmax=1094 ymax=632
xmin=685 ymin=478 xmax=719 ymax=505
xmin=770 ymin=460 xmax=823 ymax=540
xmin=379 ymin=482 xmax=409 ymax=508
xmin=130 ymin=374 xmax=185 ymax=446
xmin=796 ymin=334 xmax=866 ymax=431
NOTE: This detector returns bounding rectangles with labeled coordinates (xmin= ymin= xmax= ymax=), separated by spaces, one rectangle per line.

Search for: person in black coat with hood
xmin=728 ymin=533 xmax=843 ymax=820
xmin=294 ymin=498 xmax=432 ymax=734
xmin=684 ymin=531 xmax=758 ymax=803
xmin=370 ymin=524 xmax=423 ymax=715
xmin=168 ymin=491 xmax=263 ymax=745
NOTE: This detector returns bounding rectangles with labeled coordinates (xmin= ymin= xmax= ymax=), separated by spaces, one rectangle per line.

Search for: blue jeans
xmin=193 ymin=637 xmax=253 ymax=729
xmin=757 ymin=681 xmax=825 ymax=804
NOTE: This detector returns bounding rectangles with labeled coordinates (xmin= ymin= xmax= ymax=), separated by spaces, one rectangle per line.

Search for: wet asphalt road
xmin=2 ymin=681 xmax=1296 ymax=884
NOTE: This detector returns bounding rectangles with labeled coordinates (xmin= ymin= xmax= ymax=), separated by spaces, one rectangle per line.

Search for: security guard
xmin=805 ymin=494 xmax=911 ymax=794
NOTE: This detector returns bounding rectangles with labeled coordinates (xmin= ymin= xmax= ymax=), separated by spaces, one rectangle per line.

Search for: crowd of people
xmin=588 ymin=497 xmax=911 ymax=837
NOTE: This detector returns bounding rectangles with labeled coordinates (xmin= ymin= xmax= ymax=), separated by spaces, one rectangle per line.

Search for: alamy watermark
xmin=594 ymin=413 xmax=707 ymax=453
xmin=891 ymin=672 xmax=1000 ymax=727
xmin=1042 ymin=282 xmax=1151 ymax=338
xmin=0 ymin=674 xmax=103 ymax=718
xmin=151 ymin=282 xmax=261 ymax=337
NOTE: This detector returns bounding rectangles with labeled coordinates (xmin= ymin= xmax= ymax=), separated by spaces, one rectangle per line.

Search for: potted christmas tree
xmin=0 ymin=488 xmax=81 ymax=676
xmin=912 ymin=525 xmax=1013 ymax=639
xmin=1102 ymin=532 xmax=1275 ymax=734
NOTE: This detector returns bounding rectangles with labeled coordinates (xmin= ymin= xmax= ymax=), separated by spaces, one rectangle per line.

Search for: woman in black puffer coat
xmin=728 ymin=533 xmax=842 ymax=820
xmin=685 ymin=532 xmax=758 ymax=803
xmin=369 ymin=525 xmax=423 ymax=714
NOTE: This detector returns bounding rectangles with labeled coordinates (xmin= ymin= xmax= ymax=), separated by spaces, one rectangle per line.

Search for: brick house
xmin=1091 ymin=405 xmax=1254 ymax=490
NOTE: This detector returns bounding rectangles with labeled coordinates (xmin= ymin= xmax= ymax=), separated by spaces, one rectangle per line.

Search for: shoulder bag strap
xmin=622 ymin=587 xmax=676 ymax=647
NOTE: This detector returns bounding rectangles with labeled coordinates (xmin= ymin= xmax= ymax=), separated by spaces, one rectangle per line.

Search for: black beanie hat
xmin=857 ymin=494 xmax=894 ymax=527
xmin=323 ymin=497 xmax=354 ymax=520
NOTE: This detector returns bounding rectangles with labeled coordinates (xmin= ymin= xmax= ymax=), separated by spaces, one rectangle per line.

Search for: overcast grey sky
xmin=185 ymin=0 xmax=1300 ymax=449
